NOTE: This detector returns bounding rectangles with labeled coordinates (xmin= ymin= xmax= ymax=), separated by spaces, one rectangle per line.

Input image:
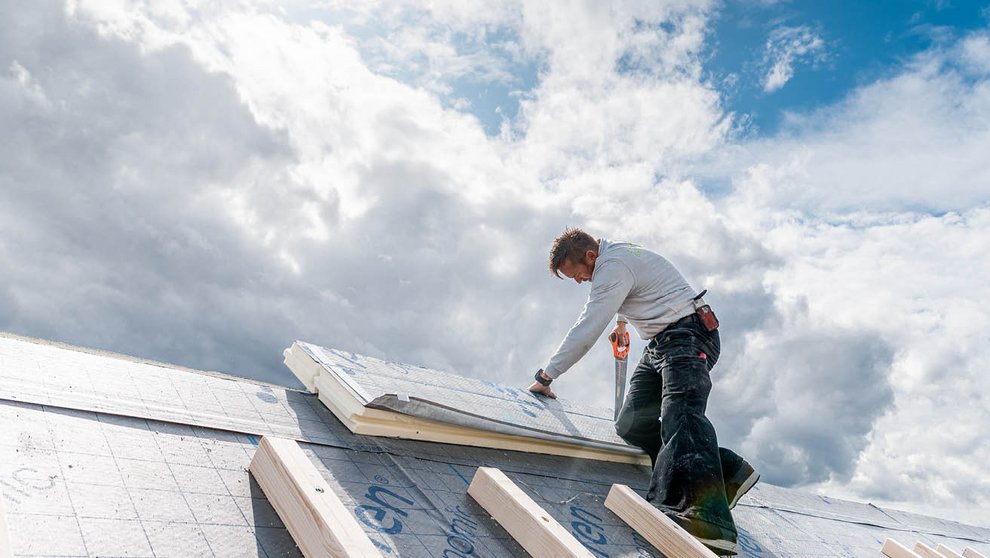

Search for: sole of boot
xmin=728 ymin=470 xmax=760 ymax=509
xmin=664 ymin=512 xmax=739 ymax=555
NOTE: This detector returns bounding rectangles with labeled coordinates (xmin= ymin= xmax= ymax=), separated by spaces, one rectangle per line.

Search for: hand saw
xmin=608 ymin=331 xmax=630 ymax=421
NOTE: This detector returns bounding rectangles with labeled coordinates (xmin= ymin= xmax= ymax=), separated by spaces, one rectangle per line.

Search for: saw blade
xmin=613 ymin=358 xmax=628 ymax=421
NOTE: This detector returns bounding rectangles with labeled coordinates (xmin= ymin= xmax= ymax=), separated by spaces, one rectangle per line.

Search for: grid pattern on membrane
xmin=0 ymin=401 xmax=297 ymax=557
xmin=0 ymin=334 xmax=351 ymax=447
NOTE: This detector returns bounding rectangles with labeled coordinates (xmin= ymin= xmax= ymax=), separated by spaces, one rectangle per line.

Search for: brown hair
xmin=548 ymin=228 xmax=599 ymax=278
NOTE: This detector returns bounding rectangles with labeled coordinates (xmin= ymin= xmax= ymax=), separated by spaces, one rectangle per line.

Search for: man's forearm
xmin=543 ymin=262 xmax=633 ymax=378
xmin=544 ymin=304 xmax=618 ymax=377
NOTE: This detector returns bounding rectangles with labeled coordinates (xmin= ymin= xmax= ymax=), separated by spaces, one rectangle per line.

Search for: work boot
xmin=724 ymin=459 xmax=760 ymax=509
xmin=664 ymin=511 xmax=739 ymax=555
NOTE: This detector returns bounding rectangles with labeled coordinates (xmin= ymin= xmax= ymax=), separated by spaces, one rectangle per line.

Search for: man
xmin=527 ymin=228 xmax=758 ymax=555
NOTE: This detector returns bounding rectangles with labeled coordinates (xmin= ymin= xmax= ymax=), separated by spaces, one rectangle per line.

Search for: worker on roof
xmin=528 ymin=228 xmax=759 ymax=556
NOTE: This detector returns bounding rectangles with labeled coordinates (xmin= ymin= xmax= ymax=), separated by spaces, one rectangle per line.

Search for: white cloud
xmin=730 ymin=48 xmax=990 ymax=214
xmin=784 ymin=210 xmax=990 ymax=522
xmin=7 ymin=61 xmax=50 ymax=107
xmin=2 ymin=0 xmax=989 ymax=530
xmin=707 ymin=30 xmax=990 ymax=525
xmin=959 ymin=32 xmax=990 ymax=75
xmin=760 ymin=24 xmax=827 ymax=92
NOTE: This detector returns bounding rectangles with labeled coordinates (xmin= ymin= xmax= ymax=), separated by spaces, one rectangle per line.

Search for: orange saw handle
xmin=608 ymin=331 xmax=630 ymax=360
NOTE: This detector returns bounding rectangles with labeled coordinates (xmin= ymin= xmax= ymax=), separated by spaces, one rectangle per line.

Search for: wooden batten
xmin=916 ymin=543 xmax=947 ymax=558
xmin=249 ymin=436 xmax=382 ymax=558
xmin=963 ymin=548 xmax=988 ymax=558
xmin=604 ymin=484 xmax=717 ymax=558
xmin=467 ymin=467 xmax=593 ymax=558
xmin=938 ymin=545 xmax=966 ymax=558
xmin=881 ymin=539 xmax=924 ymax=558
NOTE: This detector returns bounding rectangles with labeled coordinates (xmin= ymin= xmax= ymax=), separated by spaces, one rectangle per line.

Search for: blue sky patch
xmin=444 ymin=28 xmax=543 ymax=136
xmin=705 ymin=0 xmax=990 ymax=135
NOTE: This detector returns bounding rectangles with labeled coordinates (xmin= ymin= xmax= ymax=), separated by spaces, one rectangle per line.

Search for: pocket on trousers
xmin=659 ymin=348 xmax=713 ymax=395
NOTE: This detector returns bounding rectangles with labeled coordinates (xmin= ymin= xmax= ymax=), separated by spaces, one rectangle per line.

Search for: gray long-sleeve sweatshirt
xmin=543 ymin=239 xmax=698 ymax=379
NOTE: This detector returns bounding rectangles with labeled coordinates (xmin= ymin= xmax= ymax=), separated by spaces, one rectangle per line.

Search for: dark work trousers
xmin=614 ymin=313 xmax=742 ymax=533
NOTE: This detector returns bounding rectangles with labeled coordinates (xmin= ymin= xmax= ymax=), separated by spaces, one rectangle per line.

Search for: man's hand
xmin=528 ymin=381 xmax=557 ymax=398
xmin=611 ymin=322 xmax=629 ymax=347
xmin=528 ymin=369 xmax=557 ymax=398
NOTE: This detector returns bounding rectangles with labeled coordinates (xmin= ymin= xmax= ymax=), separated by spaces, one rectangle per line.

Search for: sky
xmin=1 ymin=0 xmax=989 ymax=528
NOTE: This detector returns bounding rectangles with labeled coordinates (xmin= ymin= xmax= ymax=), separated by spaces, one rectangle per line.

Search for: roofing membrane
xmin=1 ymin=332 xmax=988 ymax=557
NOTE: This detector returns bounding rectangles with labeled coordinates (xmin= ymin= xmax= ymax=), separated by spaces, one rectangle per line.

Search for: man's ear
xmin=585 ymin=249 xmax=597 ymax=265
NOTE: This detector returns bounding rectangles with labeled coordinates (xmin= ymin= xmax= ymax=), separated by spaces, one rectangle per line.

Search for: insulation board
xmin=289 ymin=340 xmax=642 ymax=455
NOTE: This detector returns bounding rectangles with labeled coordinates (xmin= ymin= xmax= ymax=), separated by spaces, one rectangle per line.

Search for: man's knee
xmin=614 ymin=409 xmax=637 ymax=442
xmin=615 ymin=409 xmax=659 ymax=453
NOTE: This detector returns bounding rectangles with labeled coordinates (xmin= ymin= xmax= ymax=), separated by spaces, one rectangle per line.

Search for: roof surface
xmin=1 ymin=332 xmax=988 ymax=557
